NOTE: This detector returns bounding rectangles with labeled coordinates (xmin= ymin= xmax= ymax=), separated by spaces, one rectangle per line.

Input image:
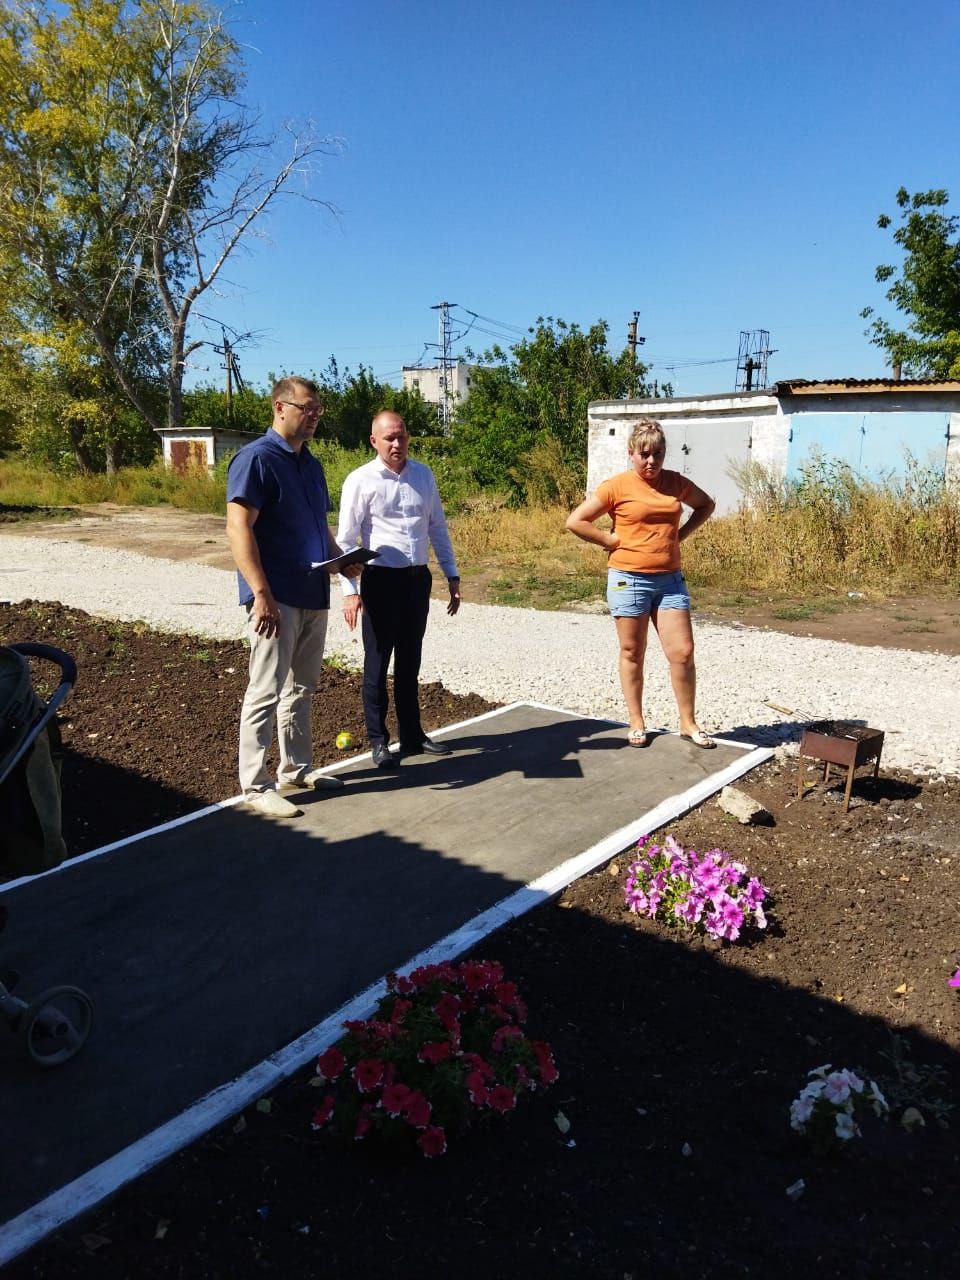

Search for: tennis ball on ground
xmin=335 ymin=731 xmax=354 ymax=750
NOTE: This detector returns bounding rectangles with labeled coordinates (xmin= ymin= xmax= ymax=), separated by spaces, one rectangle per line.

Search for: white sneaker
xmin=278 ymin=768 xmax=344 ymax=793
xmin=244 ymin=789 xmax=303 ymax=818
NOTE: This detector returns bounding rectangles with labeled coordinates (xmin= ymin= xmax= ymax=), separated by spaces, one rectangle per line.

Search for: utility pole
xmin=222 ymin=333 xmax=233 ymax=424
xmin=431 ymin=301 xmax=456 ymax=434
xmin=214 ymin=331 xmax=247 ymax=424
xmin=626 ymin=311 xmax=645 ymax=396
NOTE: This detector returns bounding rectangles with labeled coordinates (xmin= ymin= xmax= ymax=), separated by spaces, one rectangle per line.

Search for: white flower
xmin=868 ymin=1081 xmax=889 ymax=1115
xmin=824 ymin=1072 xmax=852 ymax=1104
xmin=834 ymin=1111 xmax=859 ymax=1141
xmin=790 ymin=1096 xmax=815 ymax=1131
xmin=809 ymin=1063 xmax=832 ymax=1079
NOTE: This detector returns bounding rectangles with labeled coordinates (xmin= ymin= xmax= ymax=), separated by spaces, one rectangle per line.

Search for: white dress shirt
xmin=336 ymin=456 xmax=459 ymax=596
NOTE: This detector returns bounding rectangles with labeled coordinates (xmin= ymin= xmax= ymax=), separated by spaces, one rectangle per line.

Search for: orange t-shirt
xmin=594 ymin=468 xmax=696 ymax=573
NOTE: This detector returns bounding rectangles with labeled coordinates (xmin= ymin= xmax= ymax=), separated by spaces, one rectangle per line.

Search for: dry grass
xmin=450 ymin=458 xmax=960 ymax=607
xmin=0 ymin=458 xmax=226 ymax=512
xmin=449 ymin=501 xmax=608 ymax=608
xmin=4 ymin=451 xmax=957 ymax=607
xmin=0 ymin=444 xmax=371 ymax=516
xmin=684 ymin=460 xmax=960 ymax=594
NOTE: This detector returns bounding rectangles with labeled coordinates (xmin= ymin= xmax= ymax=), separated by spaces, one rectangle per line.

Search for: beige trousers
xmin=238 ymin=602 xmax=328 ymax=795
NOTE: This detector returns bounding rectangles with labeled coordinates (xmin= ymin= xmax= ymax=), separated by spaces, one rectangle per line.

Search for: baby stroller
xmin=0 ymin=643 xmax=93 ymax=1067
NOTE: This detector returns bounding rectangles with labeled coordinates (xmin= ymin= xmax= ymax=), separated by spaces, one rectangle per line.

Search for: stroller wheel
xmin=19 ymin=985 xmax=94 ymax=1068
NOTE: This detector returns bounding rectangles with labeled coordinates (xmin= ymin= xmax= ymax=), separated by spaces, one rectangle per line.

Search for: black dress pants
xmin=359 ymin=565 xmax=432 ymax=748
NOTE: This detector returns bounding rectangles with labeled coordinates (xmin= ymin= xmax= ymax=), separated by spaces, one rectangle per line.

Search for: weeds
xmin=772 ymin=605 xmax=818 ymax=621
xmin=323 ymin=652 xmax=359 ymax=673
xmin=4 ymin=446 xmax=958 ymax=605
xmin=685 ymin=452 xmax=960 ymax=595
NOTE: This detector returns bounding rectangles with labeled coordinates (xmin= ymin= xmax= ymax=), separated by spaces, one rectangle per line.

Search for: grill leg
xmin=843 ymin=763 xmax=855 ymax=813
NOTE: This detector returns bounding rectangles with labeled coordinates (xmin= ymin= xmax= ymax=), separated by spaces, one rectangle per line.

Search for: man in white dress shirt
xmin=337 ymin=411 xmax=461 ymax=769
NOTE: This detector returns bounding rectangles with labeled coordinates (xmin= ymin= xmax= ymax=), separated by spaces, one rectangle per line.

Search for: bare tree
xmin=0 ymin=0 xmax=338 ymax=442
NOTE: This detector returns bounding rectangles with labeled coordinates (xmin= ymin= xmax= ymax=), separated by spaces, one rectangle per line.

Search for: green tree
xmin=316 ymin=361 xmax=437 ymax=448
xmin=0 ymin=0 xmax=335 ymax=457
xmin=861 ymin=187 xmax=960 ymax=378
xmin=182 ymin=382 xmax=271 ymax=434
xmin=452 ymin=317 xmax=645 ymax=499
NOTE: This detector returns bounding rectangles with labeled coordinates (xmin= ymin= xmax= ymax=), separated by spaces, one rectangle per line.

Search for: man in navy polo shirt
xmin=226 ymin=376 xmax=357 ymax=817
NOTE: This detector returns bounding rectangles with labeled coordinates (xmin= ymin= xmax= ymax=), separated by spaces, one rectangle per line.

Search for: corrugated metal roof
xmin=775 ymin=377 xmax=960 ymax=393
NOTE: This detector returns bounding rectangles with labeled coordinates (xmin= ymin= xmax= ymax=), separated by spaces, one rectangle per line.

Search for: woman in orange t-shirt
xmin=566 ymin=418 xmax=716 ymax=748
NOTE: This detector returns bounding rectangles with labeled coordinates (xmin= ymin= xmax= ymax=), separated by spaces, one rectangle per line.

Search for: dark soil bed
xmin=2 ymin=601 xmax=958 ymax=1279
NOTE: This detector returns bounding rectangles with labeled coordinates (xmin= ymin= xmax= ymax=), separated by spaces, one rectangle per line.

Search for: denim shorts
xmin=606 ymin=569 xmax=690 ymax=617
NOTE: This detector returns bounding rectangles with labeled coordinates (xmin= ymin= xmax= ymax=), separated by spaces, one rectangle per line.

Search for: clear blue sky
xmin=188 ymin=0 xmax=960 ymax=398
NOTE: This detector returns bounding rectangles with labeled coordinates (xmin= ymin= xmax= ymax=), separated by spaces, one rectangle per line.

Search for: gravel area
xmin=1 ymin=534 xmax=958 ymax=775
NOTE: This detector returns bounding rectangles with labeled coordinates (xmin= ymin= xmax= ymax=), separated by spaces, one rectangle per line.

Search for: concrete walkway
xmin=0 ymin=704 xmax=768 ymax=1262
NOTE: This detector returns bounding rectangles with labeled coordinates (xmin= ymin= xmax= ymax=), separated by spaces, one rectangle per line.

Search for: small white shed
xmin=155 ymin=426 xmax=259 ymax=472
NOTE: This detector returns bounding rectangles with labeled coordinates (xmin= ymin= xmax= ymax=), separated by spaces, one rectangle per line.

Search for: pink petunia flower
xmin=461 ymin=1053 xmax=495 ymax=1078
xmin=417 ymin=1040 xmax=452 ymax=1065
xmin=950 ymin=969 xmax=960 ymax=989
xmin=380 ymin=1082 xmax=412 ymax=1116
xmin=316 ymin=1046 xmax=346 ymax=1082
xmin=465 ymin=1070 xmax=490 ymax=1106
xmin=492 ymin=1023 xmax=524 ymax=1053
xmin=744 ymin=876 xmax=767 ymax=907
xmin=460 ymin=964 xmax=490 ymax=993
xmin=533 ymin=1040 xmax=559 ymax=1085
xmin=352 ymin=1058 xmax=385 ymax=1093
xmin=310 ymin=1095 xmax=335 ymax=1129
xmin=354 ymin=1102 xmax=374 ymax=1139
xmin=389 ymin=998 xmax=412 ymax=1024
xmin=434 ymin=992 xmax=462 ymax=1033
xmin=489 ymin=1085 xmax=517 ymax=1113
xmin=417 ymin=1125 xmax=447 ymax=1157
xmin=721 ymin=898 xmax=745 ymax=932
xmin=403 ymin=1091 xmax=432 ymax=1128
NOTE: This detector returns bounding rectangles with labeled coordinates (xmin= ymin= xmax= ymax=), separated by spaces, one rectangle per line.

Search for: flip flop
xmin=627 ymin=728 xmax=649 ymax=747
xmin=680 ymin=729 xmax=716 ymax=750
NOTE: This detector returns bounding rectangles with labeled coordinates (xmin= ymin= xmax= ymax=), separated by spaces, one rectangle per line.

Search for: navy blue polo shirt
xmin=226 ymin=428 xmax=332 ymax=609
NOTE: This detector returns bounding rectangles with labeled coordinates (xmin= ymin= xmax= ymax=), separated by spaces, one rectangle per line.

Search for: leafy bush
xmin=310 ymin=960 xmax=558 ymax=1157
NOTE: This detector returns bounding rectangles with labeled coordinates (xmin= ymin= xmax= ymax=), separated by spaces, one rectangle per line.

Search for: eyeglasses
xmin=280 ymin=400 xmax=323 ymax=417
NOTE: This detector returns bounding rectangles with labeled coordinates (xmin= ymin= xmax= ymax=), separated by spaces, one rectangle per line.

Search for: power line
xmin=452 ymin=306 xmax=526 ymax=337
xmin=647 ymin=355 xmax=738 ymax=369
xmin=453 ymin=321 xmax=518 ymax=344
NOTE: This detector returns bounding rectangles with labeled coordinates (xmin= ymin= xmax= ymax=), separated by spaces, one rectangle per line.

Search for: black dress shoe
xmin=417 ymin=737 xmax=452 ymax=756
xmin=372 ymin=743 xmax=399 ymax=769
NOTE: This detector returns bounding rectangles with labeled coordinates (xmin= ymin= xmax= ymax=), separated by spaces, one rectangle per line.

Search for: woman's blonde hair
xmin=627 ymin=418 xmax=666 ymax=455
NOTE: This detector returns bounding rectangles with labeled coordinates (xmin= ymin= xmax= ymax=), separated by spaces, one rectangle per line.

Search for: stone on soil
xmin=717 ymin=785 xmax=773 ymax=825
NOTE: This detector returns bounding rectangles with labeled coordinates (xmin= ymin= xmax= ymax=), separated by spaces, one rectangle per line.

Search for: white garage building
xmin=587 ymin=378 xmax=960 ymax=514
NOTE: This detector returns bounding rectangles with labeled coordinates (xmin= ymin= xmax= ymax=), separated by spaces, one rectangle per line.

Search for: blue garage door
xmin=787 ymin=412 xmax=948 ymax=480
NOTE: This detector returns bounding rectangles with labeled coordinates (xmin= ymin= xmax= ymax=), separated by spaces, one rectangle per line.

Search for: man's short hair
xmin=628 ymin=418 xmax=666 ymax=455
xmin=271 ymin=376 xmax=319 ymax=403
xmin=371 ymin=409 xmax=406 ymax=432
